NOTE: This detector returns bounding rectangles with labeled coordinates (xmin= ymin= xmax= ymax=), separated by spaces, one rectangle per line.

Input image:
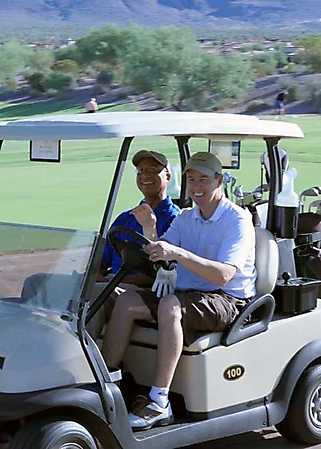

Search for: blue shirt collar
xmin=140 ymin=196 xmax=173 ymax=213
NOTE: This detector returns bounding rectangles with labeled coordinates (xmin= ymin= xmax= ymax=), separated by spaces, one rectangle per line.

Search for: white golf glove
xmin=152 ymin=265 xmax=177 ymax=298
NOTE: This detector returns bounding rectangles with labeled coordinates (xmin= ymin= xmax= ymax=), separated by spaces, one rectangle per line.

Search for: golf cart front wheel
xmin=276 ymin=365 xmax=321 ymax=445
xmin=10 ymin=419 xmax=98 ymax=449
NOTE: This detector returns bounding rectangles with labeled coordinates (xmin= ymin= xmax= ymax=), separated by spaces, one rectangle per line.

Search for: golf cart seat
xmin=130 ymin=227 xmax=278 ymax=352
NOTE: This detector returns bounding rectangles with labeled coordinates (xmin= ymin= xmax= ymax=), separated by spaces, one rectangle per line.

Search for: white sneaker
xmin=128 ymin=395 xmax=174 ymax=431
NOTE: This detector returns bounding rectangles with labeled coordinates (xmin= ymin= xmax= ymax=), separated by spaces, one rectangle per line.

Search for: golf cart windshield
xmin=0 ymin=222 xmax=97 ymax=313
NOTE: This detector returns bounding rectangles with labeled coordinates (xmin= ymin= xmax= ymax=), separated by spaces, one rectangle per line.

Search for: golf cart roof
xmin=0 ymin=111 xmax=304 ymax=141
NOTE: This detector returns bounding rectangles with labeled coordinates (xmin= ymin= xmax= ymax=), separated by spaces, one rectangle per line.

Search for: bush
xmin=278 ymin=79 xmax=301 ymax=102
xmin=287 ymin=84 xmax=300 ymax=102
xmin=284 ymin=63 xmax=300 ymax=74
xmin=307 ymin=81 xmax=321 ymax=111
xmin=25 ymin=71 xmax=46 ymax=92
xmin=246 ymin=99 xmax=270 ymax=113
xmin=96 ymin=70 xmax=114 ymax=86
xmin=95 ymin=70 xmax=114 ymax=93
xmin=51 ymin=59 xmax=79 ymax=78
xmin=4 ymin=78 xmax=17 ymax=92
xmin=42 ymin=71 xmax=75 ymax=93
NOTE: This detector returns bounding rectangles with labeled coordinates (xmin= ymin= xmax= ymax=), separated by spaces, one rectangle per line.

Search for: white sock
xmin=149 ymin=386 xmax=169 ymax=408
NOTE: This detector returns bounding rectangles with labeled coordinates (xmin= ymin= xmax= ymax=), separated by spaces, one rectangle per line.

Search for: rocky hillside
xmin=1 ymin=0 xmax=321 ymax=36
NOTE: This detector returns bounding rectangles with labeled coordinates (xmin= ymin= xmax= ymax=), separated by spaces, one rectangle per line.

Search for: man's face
xmin=186 ymin=168 xmax=221 ymax=207
xmin=136 ymin=158 xmax=170 ymax=197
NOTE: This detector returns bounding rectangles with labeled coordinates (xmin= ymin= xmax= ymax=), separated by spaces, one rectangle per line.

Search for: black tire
xmin=276 ymin=365 xmax=321 ymax=445
xmin=10 ymin=419 xmax=98 ymax=449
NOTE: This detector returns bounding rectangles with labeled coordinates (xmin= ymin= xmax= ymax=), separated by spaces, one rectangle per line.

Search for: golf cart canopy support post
xmin=265 ymin=137 xmax=283 ymax=233
xmin=100 ymin=137 xmax=134 ymax=239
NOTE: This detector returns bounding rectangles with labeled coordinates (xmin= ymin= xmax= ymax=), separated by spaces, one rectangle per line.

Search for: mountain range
xmin=1 ymin=0 xmax=321 ymax=37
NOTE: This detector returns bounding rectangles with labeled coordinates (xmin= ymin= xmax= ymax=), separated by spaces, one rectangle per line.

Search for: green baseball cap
xmin=183 ymin=152 xmax=222 ymax=176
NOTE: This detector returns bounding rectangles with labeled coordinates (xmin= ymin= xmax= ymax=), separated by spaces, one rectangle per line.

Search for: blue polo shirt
xmin=101 ymin=196 xmax=180 ymax=274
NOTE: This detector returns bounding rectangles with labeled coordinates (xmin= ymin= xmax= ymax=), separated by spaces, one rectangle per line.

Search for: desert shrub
xmin=94 ymin=70 xmax=114 ymax=93
xmin=286 ymin=84 xmax=300 ymax=102
xmin=284 ymin=63 xmax=300 ymax=74
xmin=42 ymin=72 xmax=75 ymax=93
xmin=25 ymin=71 xmax=46 ymax=92
xmin=51 ymin=59 xmax=79 ymax=78
xmin=4 ymin=78 xmax=17 ymax=91
xmin=246 ymin=99 xmax=270 ymax=113
xmin=96 ymin=70 xmax=114 ymax=86
xmin=307 ymin=81 xmax=321 ymax=111
xmin=278 ymin=79 xmax=300 ymax=102
xmin=28 ymin=88 xmax=43 ymax=98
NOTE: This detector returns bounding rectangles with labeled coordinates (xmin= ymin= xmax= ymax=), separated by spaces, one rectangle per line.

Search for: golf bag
xmin=295 ymin=212 xmax=321 ymax=285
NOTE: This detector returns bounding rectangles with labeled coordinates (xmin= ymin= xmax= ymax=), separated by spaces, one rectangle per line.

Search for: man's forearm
xmin=142 ymin=225 xmax=158 ymax=241
xmin=175 ymin=248 xmax=236 ymax=286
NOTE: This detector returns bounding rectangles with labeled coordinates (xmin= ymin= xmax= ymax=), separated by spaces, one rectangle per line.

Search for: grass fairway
xmin=0 ymin=107 xmax=320 ymax=231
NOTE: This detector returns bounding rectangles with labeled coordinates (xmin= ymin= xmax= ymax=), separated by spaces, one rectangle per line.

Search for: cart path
xmin=0 ymin=247 xmax=89 ymax=297
xmin=189 ymin=426 xmax=320 ymax=448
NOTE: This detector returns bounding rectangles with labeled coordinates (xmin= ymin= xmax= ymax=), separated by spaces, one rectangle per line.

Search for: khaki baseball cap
xmin=132 ymin=150 xmax=168 ymax=167
xmin=183 ymin=152 xmax=222 ymax=176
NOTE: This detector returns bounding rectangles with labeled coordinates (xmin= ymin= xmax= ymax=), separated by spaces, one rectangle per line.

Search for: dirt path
xmin=0 ymin=247 xmax=89 ymax=297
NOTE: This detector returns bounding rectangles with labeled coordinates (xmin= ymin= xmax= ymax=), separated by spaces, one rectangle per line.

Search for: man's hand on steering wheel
xmin=107 ymin=227 xmax=177 ymax=296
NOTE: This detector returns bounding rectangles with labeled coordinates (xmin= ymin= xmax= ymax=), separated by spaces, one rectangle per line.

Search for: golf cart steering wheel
xmin=107 ymin=226 xmax=170 ymax=271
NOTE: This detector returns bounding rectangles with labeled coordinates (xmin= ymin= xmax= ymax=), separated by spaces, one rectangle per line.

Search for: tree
xmin=118 ymin=25 xmax=253 ymax=111
xmin=54 ymin=45 xmax=82 ymax=65
xmin=297 ymin=35 xmax=321 ymax=73
xmin=0 ymin=41 xmax=31 ymax=88
xmin=51 ymin=59 xmax=79 ymax=78
xmin=75 ymin=24 xmax=127 ymax=69
xmin=251 ymin=52 xmax=277 ymax=77
xmin=27 ymin=49 xmax=54 ymax=72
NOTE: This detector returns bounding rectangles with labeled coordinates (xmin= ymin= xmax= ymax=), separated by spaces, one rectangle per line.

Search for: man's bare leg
xmin=102 ymin=290 xmax=153 ymax=368
xmin=154 ymin=294 xmax=183 ymax=388
xmin=128 ymin=294 xmax=181 ymax=429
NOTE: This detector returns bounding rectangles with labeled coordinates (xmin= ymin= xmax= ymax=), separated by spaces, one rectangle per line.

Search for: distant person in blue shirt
xmin=275 ymin=91 xmax=287 ymax=116
xmin=97 ymin=150 xmax=181 ymax=287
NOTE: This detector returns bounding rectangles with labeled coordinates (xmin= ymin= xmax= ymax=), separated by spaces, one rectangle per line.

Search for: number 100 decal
xmin=223 ymin=365 xmax=245 ymax=381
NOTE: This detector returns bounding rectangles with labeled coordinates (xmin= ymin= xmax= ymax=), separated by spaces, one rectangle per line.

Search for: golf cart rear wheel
xmin=10 ymin=419 xmax=98 ymax=449
xmin=276 ymin=365 xmax=321 ymax=445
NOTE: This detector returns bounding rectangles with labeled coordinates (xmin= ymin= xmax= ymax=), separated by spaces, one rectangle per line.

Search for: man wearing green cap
xmin=102 ymin=151 xmax=257 ymax=431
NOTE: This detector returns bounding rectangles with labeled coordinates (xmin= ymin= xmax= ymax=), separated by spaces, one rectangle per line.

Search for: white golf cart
xmin=0 ymin=111 xmax=321 ymax=448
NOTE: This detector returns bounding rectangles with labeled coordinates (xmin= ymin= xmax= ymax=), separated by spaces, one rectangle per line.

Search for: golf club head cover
xmin=152 ymin=263 xmax=177 ymax=298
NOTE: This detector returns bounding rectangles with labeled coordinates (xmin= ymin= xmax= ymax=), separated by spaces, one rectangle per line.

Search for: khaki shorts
xmin=137 ymin=289 xmax=250 ymax=347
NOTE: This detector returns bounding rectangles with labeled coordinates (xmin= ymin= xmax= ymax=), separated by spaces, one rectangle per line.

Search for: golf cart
xmin=0 ymin=111 xmax=321 ymax=448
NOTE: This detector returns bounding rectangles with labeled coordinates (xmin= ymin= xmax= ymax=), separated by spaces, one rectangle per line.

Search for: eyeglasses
xmin=135 ymin=166 xmax=165 ymax=175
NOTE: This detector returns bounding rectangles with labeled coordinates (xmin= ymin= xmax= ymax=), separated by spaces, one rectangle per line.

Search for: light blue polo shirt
xmin=162 ymin=196 xmax=256 ymax=298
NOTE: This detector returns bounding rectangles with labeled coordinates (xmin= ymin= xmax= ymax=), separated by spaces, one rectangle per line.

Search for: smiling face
xmin=186 ymin=168 xmax=223 ymax=218
xmin=136 ymin=157 xmax=171 ymax=207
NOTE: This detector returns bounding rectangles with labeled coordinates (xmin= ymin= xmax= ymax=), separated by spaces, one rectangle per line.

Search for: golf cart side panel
xmin=124 ymin=300 xmax=321 ymax=413
xmin=114 ymin=406 xmax=268 ymax=449
xmin=0 ymin=303 xmax=95 ymax=393
xmin=267 ymin=338 xmax=321 ymax=425
xmin=0 ymin=384 xmax=107 ymax=422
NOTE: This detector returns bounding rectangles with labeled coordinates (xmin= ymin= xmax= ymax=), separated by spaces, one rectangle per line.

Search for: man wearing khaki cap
xmin=102 ymin=151 xmax=257 ymax=431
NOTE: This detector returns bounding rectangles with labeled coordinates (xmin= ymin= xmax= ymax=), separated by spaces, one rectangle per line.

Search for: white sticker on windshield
xmin=30 ymin=140 xmax=61 ymax=162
